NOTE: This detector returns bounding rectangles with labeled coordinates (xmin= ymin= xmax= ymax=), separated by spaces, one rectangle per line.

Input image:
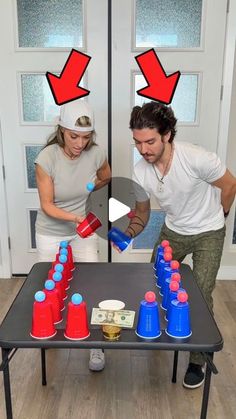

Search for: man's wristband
xmin=224 ymin=210 xmax=230 ymax=218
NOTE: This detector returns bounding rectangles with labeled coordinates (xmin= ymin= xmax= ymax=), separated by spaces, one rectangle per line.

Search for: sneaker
xmin=183 ymin=363 xmax=205 ymax=389
xmin=89 ymin=349 xmax=105 ymax=371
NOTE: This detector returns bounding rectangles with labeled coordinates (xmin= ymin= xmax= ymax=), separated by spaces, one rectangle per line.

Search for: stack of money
xmin=91 ymin=308 xmax=135 ymax=328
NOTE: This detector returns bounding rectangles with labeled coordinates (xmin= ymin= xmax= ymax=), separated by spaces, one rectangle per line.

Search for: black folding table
xmin=0 ymin=263 xmax=223 ymax=419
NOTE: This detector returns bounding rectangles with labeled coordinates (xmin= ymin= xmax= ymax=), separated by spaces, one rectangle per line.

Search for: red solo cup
xmin=64 ymin=244 xmax=75 ymax=271
xmin=52 ymin=260 xmax=72 ymax=281
xmin=61 ymin=270 xmax=70 ymax=290
xmin=44 ymin=281 xmax=63 ymax=324
xmin=48 ymin=268 xmax=55 ymax=279
xmin=53 ymin=281 xmax=65 ymax=311
xmin=30 ymin=291 xmax=57 ymax=339
xmin=76 ymin=212 xmax=102 ymax=238
xmin=64 ymin=294 xmax=90 ymax=340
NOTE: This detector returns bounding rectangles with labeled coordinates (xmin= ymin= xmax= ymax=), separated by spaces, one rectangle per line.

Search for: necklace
xmin=152 ymin=144 xmax=173 ymax=192
xmin=63 ymin=148 xmax=77 ymax=160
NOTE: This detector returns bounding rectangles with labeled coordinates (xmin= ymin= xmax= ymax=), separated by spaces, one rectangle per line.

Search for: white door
xmin=0 ymin=0 xmax=108 ymax=274
xmin=112 ymin=0 xmax=228 ymax=262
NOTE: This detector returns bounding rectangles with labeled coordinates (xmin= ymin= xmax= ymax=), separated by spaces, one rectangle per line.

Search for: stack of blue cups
xmin=161 ymin=273 xmax=182 ymax=310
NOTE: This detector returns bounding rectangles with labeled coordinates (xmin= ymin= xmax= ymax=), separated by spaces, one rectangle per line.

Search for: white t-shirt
xmin=133 ymin=142 xmax=226 ymax=235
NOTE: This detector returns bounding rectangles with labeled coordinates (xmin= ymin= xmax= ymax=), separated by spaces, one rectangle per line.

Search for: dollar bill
xmin=91 ymin=308 xmax=135 ymax=328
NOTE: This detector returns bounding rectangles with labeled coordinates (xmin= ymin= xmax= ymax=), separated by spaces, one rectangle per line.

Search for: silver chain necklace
xmin=152 ymin=165 xmax=165 ymax=192
xmin=152 ymin=145 xmax=173 ymax=192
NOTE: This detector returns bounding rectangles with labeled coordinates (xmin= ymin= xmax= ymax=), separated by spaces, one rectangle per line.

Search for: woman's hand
xmin=74 ymin=215 xmax=85 ymax=224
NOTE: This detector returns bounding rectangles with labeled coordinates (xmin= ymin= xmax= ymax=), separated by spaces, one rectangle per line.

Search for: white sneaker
xmin=89 ymin=349 xmax=105 ymax=371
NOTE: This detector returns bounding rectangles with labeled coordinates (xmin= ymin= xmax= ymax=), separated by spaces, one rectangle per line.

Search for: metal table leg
xmin=41 ymin=348 xmax=47 ymax=386
xmin=200 ymin=352 xmax=215 ymax=419
xmin=172 ymin=350 xmax=179 ymax=383
xmin=1 ymin=348 xmax=13 ymax=419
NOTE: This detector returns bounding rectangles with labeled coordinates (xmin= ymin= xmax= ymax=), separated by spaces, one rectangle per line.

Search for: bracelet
xmin=224 ymin=210 xmax=230 ymax=218
xmin=132 ymin=215 xmax=145 ymax=226
xmin=129 ymin=222 xmax=144 ymax=230
xmin=126 ymin=226 xmax=135 ymax=237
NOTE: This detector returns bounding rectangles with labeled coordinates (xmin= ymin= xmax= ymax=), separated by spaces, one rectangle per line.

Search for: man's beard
xmin=141 ymin=144 xmax=165 ymax=164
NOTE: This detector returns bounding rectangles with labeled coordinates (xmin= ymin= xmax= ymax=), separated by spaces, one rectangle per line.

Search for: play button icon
xmin=85 ymin=176 xmax=150 ymax=240
xmin=109 ymin=198 xmax=130 ymax=222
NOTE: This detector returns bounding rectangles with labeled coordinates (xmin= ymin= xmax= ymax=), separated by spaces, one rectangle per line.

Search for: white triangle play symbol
xmin=109 ymin=198 xmax=131 ymax=222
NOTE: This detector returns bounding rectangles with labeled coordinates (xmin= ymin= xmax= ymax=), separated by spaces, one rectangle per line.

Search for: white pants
xmin=36 ymin=232 xmax=99 ymax=263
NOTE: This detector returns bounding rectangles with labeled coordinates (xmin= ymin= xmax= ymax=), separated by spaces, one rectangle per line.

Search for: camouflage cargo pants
xmin=151 ymin=223 xmax=226 ymax=366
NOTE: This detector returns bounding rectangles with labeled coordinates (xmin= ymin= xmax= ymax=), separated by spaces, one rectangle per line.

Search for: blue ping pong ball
xmin=86 ymin=182 xmax=95 ymax=192
xmin=53 ymin=272 xmax=62 ymax=281
xmin=55 ymin=263 xmax=64 ymax=272
xmin=59 ymin=254 xmax=67 ymax=263
xmin=35 ymin=291 xmax=46 ymax=302
xmin=60 ymin=248 xmax=68 ymax=256
xmin=71 ymin=293 xmax=83 ymax=305
xmin=45 ymin=280 xmax=55 ymax=290
xmin=60 ymin=240 xmax=68 ymax=248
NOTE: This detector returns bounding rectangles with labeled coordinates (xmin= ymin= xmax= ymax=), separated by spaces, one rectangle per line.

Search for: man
xmin=102 ymin=311 xmax=115 ymax=323
xmin=125 ymin=101 xmax=236 ymax=389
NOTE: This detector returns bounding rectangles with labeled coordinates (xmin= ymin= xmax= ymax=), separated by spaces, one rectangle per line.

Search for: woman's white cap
xmin=58 ymin=100 xmax=94 ymax=132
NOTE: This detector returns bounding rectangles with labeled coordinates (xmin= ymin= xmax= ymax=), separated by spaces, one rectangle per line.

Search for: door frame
xmin=0 ymin=1 xmax=236 ymax=277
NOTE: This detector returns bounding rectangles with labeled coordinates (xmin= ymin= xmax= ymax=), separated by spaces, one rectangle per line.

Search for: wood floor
xmin=0 ymin=277 xmax=236 ymax=419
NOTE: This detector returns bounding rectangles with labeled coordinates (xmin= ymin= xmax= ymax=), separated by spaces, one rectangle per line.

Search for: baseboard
xmin=217 ymin=266 xmax=236 ymax=280
xmin=0 ymin=263 xmax=11 ymax=279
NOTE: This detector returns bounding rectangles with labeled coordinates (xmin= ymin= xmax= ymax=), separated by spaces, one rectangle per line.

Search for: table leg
xmin=41 ymin=349 xmax=47 ymax=386
xmin=172 ymin=350 xmax=179 ymax=383
xmin=1 ymin=348 xmax=13 ymax=419
xmin=200 ymin=352 xmax=213 ymax=419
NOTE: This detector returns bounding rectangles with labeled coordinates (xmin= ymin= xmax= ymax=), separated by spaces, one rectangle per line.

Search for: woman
xmin=35 ymin=99 xmax=111 ymax=371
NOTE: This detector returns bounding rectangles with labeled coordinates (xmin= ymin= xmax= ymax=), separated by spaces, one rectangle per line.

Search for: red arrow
xmin=46 ymin=49 xmax=91 ymax=105
xmin=135 ymin=49 xmax=180 ymax=105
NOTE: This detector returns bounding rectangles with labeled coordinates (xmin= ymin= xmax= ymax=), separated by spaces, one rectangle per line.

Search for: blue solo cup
xmin=166 ymin=295 xmax=192 ymax=338
xmin=161 ymin=276 xmax=172 ymax=310
xmin=136 ymin=292 xmax=161 ymax=339
xmin=165 ymin=285 xmax=184 ymax=321
xmin=153 ymin=246 xmax=164 ymax=272
xmin=108 ymin=227 xmax=132 ymax=251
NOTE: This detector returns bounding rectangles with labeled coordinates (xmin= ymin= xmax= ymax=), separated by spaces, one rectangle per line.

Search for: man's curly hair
xmin=129 ymin=101 xmax=177 ymax=143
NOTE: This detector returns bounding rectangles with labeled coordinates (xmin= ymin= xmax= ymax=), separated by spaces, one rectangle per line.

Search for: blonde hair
xmin=45 ymin=116 xmax=97 ymax=150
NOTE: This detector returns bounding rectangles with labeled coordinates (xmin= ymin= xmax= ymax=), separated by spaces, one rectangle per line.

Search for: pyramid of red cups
xmin=30 ymin=239 xmax=191 ymax=341
xmin=30 ymin=241 xmax=90 ymax=340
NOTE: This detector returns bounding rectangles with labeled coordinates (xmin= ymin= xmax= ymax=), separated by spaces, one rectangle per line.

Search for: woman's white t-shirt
xmin=35 ymin=144 xmax=106 ymax=236
xmin=133 ymin=142 xmax=226 ymax=235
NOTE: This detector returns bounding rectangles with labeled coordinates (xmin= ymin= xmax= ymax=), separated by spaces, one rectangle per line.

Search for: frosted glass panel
xmin=21 ymin=74 xmax=60 ymax=122
xmin=25 ymin=145 xmax=43 ymax=189
xmin=17 ymin=0 xmax=83 ymax=48
xmin=133 ymin=210 xmax=165 ymax=249
xmin=135 ymin=0 xmax=202 ymax=48
xmin=135 ymin=74 xmax=198 ymax=123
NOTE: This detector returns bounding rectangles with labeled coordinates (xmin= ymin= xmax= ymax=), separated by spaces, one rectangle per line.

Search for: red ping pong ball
xmin=178 ymin=291 xmax=188 ymax=303
xmin=127 ymin=210 xmax=136 ymax=219
xmin=164 ymin=246 xmax=172 ymax=253
xmin=161 ymin=240 xmax=169 ymax=247
xmin=171 ymin=272 xmax=181 ymax=282
xmin=164 ymin=252 xmax=172 ymax=262
xmin=145 ymin=291 xmax=156 ymax=302
xmin=169 ymin=281 xmax=179 ymax=291
xmin=171 ymin=260 xmax=180 ymax=270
